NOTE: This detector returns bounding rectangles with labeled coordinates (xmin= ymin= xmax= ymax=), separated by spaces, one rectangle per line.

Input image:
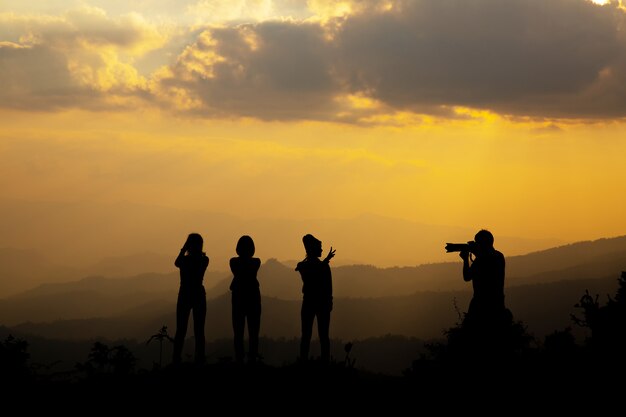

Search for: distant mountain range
xmin=0 ymin=198 xmax=565 ymax=296
xmin=1 ymin=235 xmax=625 ymax=346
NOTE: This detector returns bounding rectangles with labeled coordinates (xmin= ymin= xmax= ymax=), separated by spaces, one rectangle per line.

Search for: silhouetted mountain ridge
xmin=506 ymin=235 xmax=626 ymax=279
xmin=6 ymin=276 xmax=619 ymax=345
xmin=0 ymin=247 xmax=80 ymax=297
xmin=2 ymin=234 xmax=625 ymax=326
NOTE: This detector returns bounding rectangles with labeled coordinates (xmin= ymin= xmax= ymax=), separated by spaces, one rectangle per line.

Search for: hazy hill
xmin=5 ymin=233 xmax=625 ymax=301
xmin=84 ymin=252 xmax=177 ymax=279
xmin=0 ymin=271 xmax=229 ymax=325
xmin=0 ymin=248 xmax=81 ymax=296
xmin=6 ymin=276 xmax=620 ymax=345
xmin=506 ymin=236 xmax=626 ymax=281
xmin=0 ymin=247 xmax=213 ymax=297
xmin=2 ymin=234 xmax=626 ymax=326
xmin=0 ymin=199 xmax=561 ymax=282
xmin=0 ymin=247 xmax=229 ymax=297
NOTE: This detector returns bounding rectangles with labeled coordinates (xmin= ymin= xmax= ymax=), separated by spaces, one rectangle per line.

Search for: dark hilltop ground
xmin=3 ymin=272 xmax=626 ymax=412
xmin=4 ymin=353 xmax=623 ymax=414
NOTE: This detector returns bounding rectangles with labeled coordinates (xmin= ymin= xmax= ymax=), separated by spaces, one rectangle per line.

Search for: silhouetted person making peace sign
xmin=172 ymin=233 xmax=209 ymax=365
xmin=296 ymin=234 xmax=335 ymax=363
xmin=229 ymin=235 xmax=262 ymax=365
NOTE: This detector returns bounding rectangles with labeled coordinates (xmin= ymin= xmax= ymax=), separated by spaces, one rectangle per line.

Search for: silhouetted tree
xmin=0 ymin=334 xmax=30 ymax=378
xmin=543 ymin=327 xmax=578 ymax=359
xmin=147 ymin=325 xmax=174 ymax=369
xmin=88 ymin=341 xmax=111 ymax=372
xmin=533 ymin=327 xmax=580 ymax=376
xmin=77 ymin=341 xmax=137 ymax=376
xmin=571 ymin=271 xmax=626 ymax=362
xmin=109 ymin=345 xmax=137 ymax=375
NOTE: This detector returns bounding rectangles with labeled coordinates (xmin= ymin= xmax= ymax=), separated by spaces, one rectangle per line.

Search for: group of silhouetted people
xmin=172 ymin=228 xmax=508 ymax=366
xmin=172 ymin=232 xmax=336 ymax=366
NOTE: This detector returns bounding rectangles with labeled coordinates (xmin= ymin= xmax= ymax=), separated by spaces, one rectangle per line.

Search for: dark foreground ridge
xmin=5 ymin=359 xmax=412 ymax=412
xmin=3 ymin=351 xmax=624 ymax=414
xmin=3 ymin=270 xmax=626 ymax=413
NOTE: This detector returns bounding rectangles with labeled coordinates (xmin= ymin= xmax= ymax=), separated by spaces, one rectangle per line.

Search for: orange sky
xmin=1 ymin=1 xmax=626 ymax=267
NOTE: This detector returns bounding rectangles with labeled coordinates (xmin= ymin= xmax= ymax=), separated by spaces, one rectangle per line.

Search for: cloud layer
xmin=2 ymin=0 xmax=626 ymax=121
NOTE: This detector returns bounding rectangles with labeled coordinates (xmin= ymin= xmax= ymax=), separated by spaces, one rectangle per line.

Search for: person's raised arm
xmin=175 ymin=245 xmax=186 ymax=268
xmin=323 ymin=247 xmax=336 ymax=264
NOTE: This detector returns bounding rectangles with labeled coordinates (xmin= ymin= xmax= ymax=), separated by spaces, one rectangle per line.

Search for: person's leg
xmin=247 ymin=293 xmax=261 ymax=363
xmin=317 ymin=306 xmax=331 ymax=363
xmin=192 ymin=288 xmax=207 ymax=365
xmin=300 ymin=300 xmax=315 ymax=361
xmin=232 ymin=293 xmax=245 ymax=364
xmin=173 ymin=291 xmax=191 ymax=364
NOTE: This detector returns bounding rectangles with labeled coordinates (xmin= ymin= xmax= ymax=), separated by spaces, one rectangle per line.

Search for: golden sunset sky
xmin=1 ymin=0 xmax=626 ymax=270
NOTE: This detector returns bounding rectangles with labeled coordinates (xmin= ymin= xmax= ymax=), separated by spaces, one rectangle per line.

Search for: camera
xmin=445 ymin=241 xmax=477 ymax=253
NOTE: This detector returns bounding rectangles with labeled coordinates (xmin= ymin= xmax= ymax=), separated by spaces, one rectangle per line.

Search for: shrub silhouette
xmin=406 ymin=301 xmax=533 ymax=380
xmin=571 ymin=271 xmax=626 ymax=362
xmin=542 ymin=327 xmax=578 ymax=359
xmin=0 ymin=334 xmax=30 ymax=379
xmin=77 ymin=341 xmax=137 ymax=376
xmin=427 ymin=305 xmax=533 ymax=365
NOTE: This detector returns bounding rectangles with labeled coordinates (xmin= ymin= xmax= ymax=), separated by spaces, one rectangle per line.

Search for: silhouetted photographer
xmin=447 ymin=230 xmax=509 ymax=337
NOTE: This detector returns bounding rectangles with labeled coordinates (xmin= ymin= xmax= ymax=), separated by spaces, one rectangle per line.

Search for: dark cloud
xmin=3 ymin=1 xmax=626 ymax=121
xmin=334 ymin=0 xmax=626 ymax=119
xmin=158 ymin=21 xmax=341 ymax=120
xmin=158 ymin=0 xmax=626 ymax=121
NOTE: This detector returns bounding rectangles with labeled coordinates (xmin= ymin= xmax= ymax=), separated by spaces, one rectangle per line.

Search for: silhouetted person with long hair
xmin=296 ymin=234 xmax=335 ymax=363
xmin=172 ymin=233 xmax=209 ymax=365
xmin=229 ymin=235 xmax=261 ymax=365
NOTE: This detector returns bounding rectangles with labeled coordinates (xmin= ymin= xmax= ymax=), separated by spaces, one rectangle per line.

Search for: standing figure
xmin=459 ymin=229 xmax=506 ymax=331
xmin=295 ymin=234 xmax=335 ymax=363
xmin=229 ymin=235 xmax=262 ymax=364
xmin=172 ymin=233 xmax=209 ymax=365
